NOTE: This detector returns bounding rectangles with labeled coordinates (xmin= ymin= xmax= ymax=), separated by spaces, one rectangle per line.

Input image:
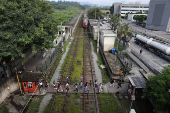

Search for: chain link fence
xmin=36 ymin=35 xmax=66 ymax=73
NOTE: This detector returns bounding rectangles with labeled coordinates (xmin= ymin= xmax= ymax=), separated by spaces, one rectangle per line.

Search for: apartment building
xmin=114 ymin=3 xmax=149 ymax=17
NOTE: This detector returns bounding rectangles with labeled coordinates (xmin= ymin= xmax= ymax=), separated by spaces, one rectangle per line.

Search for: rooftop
xmin=63 ymin=16 xmax=79 ymax=27
xmin=19 ymin=71 xmax=43 ymax=82
xmin=128 ymin=77 xmax=146 ymax=88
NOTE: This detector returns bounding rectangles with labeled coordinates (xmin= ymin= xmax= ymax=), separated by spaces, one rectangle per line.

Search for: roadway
xmin=121 ymin=20 xmax=170 ymax=44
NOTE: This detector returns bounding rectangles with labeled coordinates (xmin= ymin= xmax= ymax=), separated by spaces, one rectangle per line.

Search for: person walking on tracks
xmin=39 ymin=82 xmax=43 ymax=88
xmin=74 ymin=83 xmax=78 ymax=92
xmin=99 ymin=83 xmax=103 ymax=92
xmin=53 ymin=80 xmax=56 ymax=89
xmin=67 ymin=77 xmax=70 ymax=84
xmin=140 ymin=49 xmax=142 ymax=54
xmin=79 ymin=81 xmax=83 ymax=89
xmin=109 ymin=79 xmax=114 ymax=87
xmin=74 ymin=78 xmax=78 ymax=86
xmin=65 ymin=82 xmax=69 ymax=93
xmin=58 ymin=83 xmax=63 ymax=92
xmin=45 ymin=82 xmax=49 ymax=91
xmin=117 ymin=80 xmax=122 ymax=89
xmin=85 ymin=82 xmax=89 ymax=92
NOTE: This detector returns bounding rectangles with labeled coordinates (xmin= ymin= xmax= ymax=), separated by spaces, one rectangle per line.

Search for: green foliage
xmin=52 ymin=6 xmax=82 ymax=25
xmin=99 ymin=93 xmax=124 ymax=113
xmin=48 ymin=1 xmax=80 ymax=6
xmin=26 ymin=96 xmax=44 ymax=113
xmin=133 ymin=15 xmax=147 ymax=22
xmin=110 ymin=13 xmax=121 ymax=31
xmin=109 ymin=4 xmax=114 ymax=14
xmin=67 ymin=93 xmax=83 ymax=113
xmin=88 ymin=8 xmax=104 ymax=19
xmin=117 ymin=23 xmax=132 ymax=46
xmin=0 ymin=106 xmax=9 ymax=113
xmin=53 ymin=94 xmax=65 ymax=113
xmin=144 ymin=67 xmax=170 ymax=111
xmin=0 ymin=0 xmax=58 ymax=62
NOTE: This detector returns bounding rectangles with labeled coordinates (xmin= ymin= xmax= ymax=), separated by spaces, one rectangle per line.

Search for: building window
xmin=143 ymin=7 xmax=149 ymax=8
xmin=129 ymin=6 xmax=139 ymax=8
xmin=122 ymin=6 xmax=129 ymax=8
xmin=122 ymin=10 xmax=130 ymax=11
xmin=28 ymin=82 xmax=33 ymax=88
xmin=23 ymin=83 xmax=27 ymax=88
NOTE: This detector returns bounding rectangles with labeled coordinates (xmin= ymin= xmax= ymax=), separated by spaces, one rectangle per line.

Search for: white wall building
xmin=99 ymin=30 xmax=117 ymax=51
xmin=114 ymin=3 xmax=149 ymax=18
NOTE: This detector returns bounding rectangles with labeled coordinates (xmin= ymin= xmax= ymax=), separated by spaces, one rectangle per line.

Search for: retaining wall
xmin=0 ymin=77 xmax=19 ymax=105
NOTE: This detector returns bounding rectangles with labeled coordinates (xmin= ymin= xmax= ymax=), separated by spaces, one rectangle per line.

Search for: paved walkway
xmin=50 ymin=37 xmax=74 ymax=85
xmin=103 ymin=82 xmax=128 ymax=93
xmin=39 ymin=93 xmax=53 ymax=113
xmin=91 ymin=42 xmax=102 ymax=84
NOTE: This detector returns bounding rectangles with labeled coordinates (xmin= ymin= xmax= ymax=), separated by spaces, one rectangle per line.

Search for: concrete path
xmin=39 ymin=93 xmax=53 ymax=113
xmin=50 ymin=37 xmax=73 ymax=85
xmin=91 ymin=42 xmax=102 ymax=84
xmin=103 ymin=82 xmax=129 ymax=93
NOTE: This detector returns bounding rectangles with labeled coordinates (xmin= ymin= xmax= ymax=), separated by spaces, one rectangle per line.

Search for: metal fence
xmin=36 ymin=35 xmax=66 ymax=73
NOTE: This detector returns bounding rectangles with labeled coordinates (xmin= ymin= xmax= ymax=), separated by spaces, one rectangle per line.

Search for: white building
xmin=114 ymin=3 xmax=149 ymax=18
xmin=99 ymin=30 xmax=117 ymax=51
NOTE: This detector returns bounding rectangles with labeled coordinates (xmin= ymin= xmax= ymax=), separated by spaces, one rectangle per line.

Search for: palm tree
xmin=122 ymin=23 xmax=132 ymax=46
xmin=117 ymin=23 xmax=132 ymax=49
xmin=111 ymin=13 xmax=121 ymax=31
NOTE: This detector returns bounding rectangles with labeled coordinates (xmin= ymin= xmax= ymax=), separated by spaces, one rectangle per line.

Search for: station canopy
xmin=128 ymin=77 xmax=146 ymax=88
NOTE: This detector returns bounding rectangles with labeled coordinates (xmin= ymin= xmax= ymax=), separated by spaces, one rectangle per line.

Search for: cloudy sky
xmin=50 ymin=0 xmax=150 ymax=6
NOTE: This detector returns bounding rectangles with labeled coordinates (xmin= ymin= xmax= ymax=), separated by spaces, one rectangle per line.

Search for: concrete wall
xmin=114 ymin=3 xmax=121 ymax=15
xmin=0 ymin=77 xmax=19 ymax=104
xmin=103 ymin=37 xmax=116 ymax=51
xmin=146 ymin=0 xmax=170 ymax=31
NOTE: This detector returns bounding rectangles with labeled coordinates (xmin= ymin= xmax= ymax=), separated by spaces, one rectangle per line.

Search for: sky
xmin=51 ymin=0 xmax=150 ymax=6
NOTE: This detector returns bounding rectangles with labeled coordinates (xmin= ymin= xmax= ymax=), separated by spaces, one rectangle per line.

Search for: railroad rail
xmin=83 ymin=28 xmax=99 ymax=113
xmin=49 ymin=14 xmax=83 ymax=113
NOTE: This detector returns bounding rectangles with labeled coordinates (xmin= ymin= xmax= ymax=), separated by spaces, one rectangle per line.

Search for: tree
xmin=109 ymin=3 xmax=114 ymax=14
xmin=144 ymin=67 xmax=170 ymax=111
xmin=0 ymin=0 xmax=58 ymax=62
xmin=110 ymin=13 xmax=121 ymax=31
xmin=133 ymin=15 xmax=147 ymax=24
xmin=88 ymin=8 xmax=104 ymax=19
xmin=117 ymin=23 xmax=132 ymax=46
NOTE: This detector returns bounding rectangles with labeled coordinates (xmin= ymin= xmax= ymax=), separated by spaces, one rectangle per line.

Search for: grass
xmin=53 ymin=94 xmax=65 ymax=113
xmin=66 ymin=93 xmax=83 ymax=113
xmin=60 ymin=28 xmax=83 ymax=83
xmin=26 ymin=96 xmax=44 ymax=113
xmin=71 ymin=29 xmax=83 ymax=83
xmin=99 ymin=93 xmax=124 ymax=113
xmin=0 ymin=106 xmax=9 ymax=113
xmin=43 ymin=96 xmax=54 ymax=113
xmin=90 ymin=38 xmax=110 ymax=84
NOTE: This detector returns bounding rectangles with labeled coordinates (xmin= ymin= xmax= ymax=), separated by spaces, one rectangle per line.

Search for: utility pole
xmin=15 ymin=68 xmax=22 ymax=95
xmin=97 ymin=17 xmax=100 ymax=53
xmin=67 ymin=11 xmax=68 ymax=22
xmin=61 ymin=20 xmax=64 ymax=53
xmin=95 ymin=9 xmax=96 ymax=20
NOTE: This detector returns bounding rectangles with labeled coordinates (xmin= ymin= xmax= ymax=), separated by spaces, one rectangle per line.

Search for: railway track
xmin=50 ymin=14 xmax=99 ymax=113
xmin=82 ymin=28 xmax=99 ymax=113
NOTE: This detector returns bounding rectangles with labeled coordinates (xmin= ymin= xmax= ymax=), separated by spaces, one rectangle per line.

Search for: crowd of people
xmin=39 ymin=77 xmax=123 ymax=93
